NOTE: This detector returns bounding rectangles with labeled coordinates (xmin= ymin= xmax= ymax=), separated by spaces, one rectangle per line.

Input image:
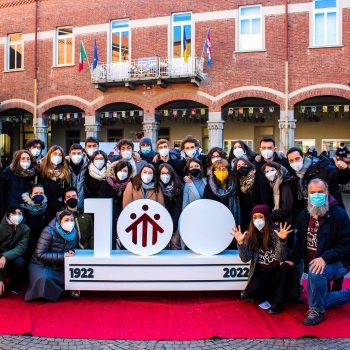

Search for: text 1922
xmin=69 ymin=268 xmax=94 ymax=279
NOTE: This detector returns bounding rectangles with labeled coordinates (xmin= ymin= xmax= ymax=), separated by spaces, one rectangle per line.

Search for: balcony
xmin=91 ymin=56 xmax=204 ymax=91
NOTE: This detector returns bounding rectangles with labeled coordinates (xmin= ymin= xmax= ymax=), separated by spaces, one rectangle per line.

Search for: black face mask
xmin=189 ymin=169 xmax=201 ymax=178
xmin=66 ymin=198 xmax=78 ymax=208
xmin=237 ymin=166 xmax=250 ymax=176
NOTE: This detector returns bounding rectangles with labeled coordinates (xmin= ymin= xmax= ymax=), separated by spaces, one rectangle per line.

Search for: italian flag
xmin=78 ymin=42 xmax=87 ymax=72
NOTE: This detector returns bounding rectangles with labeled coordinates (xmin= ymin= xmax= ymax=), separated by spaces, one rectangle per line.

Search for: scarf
xmin=141 ymin=181 xmax=155 ymax=199
xmin=180 ymin=148 xmax=202 ymax=161
xmin=47 ymin=168 xmax=65 ymax=182
xmin=269 ymin=166 xmax=289 ymax=210
xmin=209 ymin=175 xmax=241 ymax=225
xmin=88 ymin=162 xmax=107 ymax=180
xmin=139 ymin=149 xmax=158 ymax=162
xmin=10 ymin=163 xmax=36 ymax=178
xmin=106 ymin=176 xmax=130 ymax=195
xmin=239 ymin=169 xmax=256 ymax=193
xmin=295 ymin=157 xmax=312 ymax=200
xmin=159 ymin=181 xmax=176 ymax=198
xmin=21 ymin=192 xmax=48 ymax=215
xmin=55 ymin=221 xmax=76 ymax=241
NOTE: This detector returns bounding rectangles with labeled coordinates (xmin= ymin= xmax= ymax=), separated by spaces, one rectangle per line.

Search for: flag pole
xmin=200 ymin=28 xmax=209 ymax=61
xmin=82 ymin=41 xmax=91 ymax=70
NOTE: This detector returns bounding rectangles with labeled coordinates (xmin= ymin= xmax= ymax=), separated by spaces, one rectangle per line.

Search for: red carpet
xmin=1 ymin=280 xmax=350 ymax=340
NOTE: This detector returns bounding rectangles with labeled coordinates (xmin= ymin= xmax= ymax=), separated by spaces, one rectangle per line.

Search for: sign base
xmin=65 ymin=250 xmax=249 ymax=291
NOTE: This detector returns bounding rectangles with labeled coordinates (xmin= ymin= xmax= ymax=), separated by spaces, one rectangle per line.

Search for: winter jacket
xmin=254 ymin=153 xmax=295 ymax=178
xmin=335 ymin=147 xmax=350 ymax=158
xmin=113 ymin=156 xmax=148 ymax=178
xmin=123 ymin=182 xmax=165 ymax=208
xmin=238 ymin=172 xmax=274 ymax=231
xmin=290 ymin=197 xmax=350 ymax=271
xmin=164 ymin=191 xmax=183 ymax=232
xmin=176 ymin=154 xmax=208 ymax=178
xmin=0 ymin=215 xmax=30 ymax=280
xmin=31 ymin=212 xmax=78 ymax=270
xmin=66 ymin=155 xmax=89 ymax=209
xmin=84 ymin=171 xmax=105 ymax=198
xmin=238 ymin=230 xmax=288 ymax=297
xmin=182 ymin=178 xmax=207 ymax=209
xmin=270 ymin=180 xmax=294 ymax=226
xmin=0 ymin=168 xmax=7 ymax=219
xmin=3 ymin=166 xmax=35 ymax=207
xmin=138 ymin=149 xmax=158 ymax=163
xmin=152 ymin=152 xmax=182 ymax=173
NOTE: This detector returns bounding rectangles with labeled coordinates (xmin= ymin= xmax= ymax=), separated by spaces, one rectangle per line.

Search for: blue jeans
xmin=308 ymin=260 xmax=350 ymax=312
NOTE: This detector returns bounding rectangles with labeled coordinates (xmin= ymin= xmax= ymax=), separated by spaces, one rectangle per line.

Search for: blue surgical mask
xmin=141 ymin=147 xmax=151 ymax=154
xmin=309 ymin=193 xmax=327 ymax=207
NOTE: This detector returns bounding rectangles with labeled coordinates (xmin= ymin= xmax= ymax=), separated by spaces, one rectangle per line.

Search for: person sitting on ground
xmin=232 ymin=205 xmax=293 ymax=314
xmin=25 ymin=138 xmax=46 ymax=161
xmin=25 ymin=210 xmax=77 ymax=302
xmin=285 ymin=179 xmax=350 ymax=326
xmin=63 ymin=187 xmax=94 ymax=250
xmin=0 ymin=204 xmax=30 ymax=296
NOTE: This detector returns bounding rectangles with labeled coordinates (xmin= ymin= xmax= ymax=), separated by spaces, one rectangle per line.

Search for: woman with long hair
xmin=206 ymin=147 xmax=227 ymax=176
xmin=228 ymin=140 xmax=257 ymax=169
xmin=37 ymin=145 xmax=70 ymax=221
xmin=232 ymin=205 xmax=294 ymax=314
xmin=157 ymin=163 xmax=183 ymax=250
xmin=4 ymin=150 xmax=39 ymax=207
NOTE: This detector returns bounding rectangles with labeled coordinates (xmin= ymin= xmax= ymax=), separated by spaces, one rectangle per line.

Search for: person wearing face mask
xmin=123 ymin=164 xmax=164 ymax=208
xmin=138 ymin=137 xmax=157 ymax=163
xmin=25 ymin=210 xmax=77 ymax=301
xmin=156 ymin=164 xmax=183 ymax=250
xmin=228 ymin=140 xmax=257 ymax=170
xmin=84 ymin=150 xmax=108 ymax=199
xmin=285 ymin=179 xmax=350 ymax=326
xmin=234 ymin=158 xmax=274 ymax=231
xmin=152 ymin=139 xmax=181 ymax=173
xmin=0 ymin=204 xmax=30 ymax=296
xmin=182 ymin=158 xmax=207 ymax=209
xmin=21 ymin=184 xmax=49 ymax=272
xmin=63 ymin=187 xmax=93 ymax=250
xmin=232 ymin=205 xmax=294 ymax=315
xmin=66 ymin=144 xmax=89 ymax=210
xmin=100 ymin=161 xmax=133 ymax=249
xmin=37 ymin=145 xmax=71 ymax=222
xmin=203 ymin=159 xmax=241 ymax=249
xmin=4 ymin=150 xmax=39 ymax=207
xmin=84 ymin=136 xmax=100 ymax=159
xmin=25 ymin=138 xmax=46 ymax=161
xmin=206 ymin=147 xmax=227 ymax=176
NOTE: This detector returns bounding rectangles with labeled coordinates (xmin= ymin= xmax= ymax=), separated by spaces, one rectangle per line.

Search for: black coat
xmin=84 ymin=171 xmax=104 ymax=198
xmin=239 ymin=172 xmax=274 ymax=231
xmin=176 ymin=154 xmax=208 ymax=178
xmin=164 ymin=190 xmax=183 ymax=232
xmin=290 ymin=202 xmax=350 ymax=271
xmin=152 ymin=152 xmax=181 ymax=173
xmin=253 ymin=153 xmax=296 ymax=178
xmin=270 ymin=180 xmax=294 ymax=226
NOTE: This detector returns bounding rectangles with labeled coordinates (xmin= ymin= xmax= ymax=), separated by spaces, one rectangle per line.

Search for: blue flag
xmin=93 ymin=38 xmax=98 ymax=70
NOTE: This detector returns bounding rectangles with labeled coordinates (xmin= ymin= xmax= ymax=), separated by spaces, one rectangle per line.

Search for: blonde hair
xmin=156 ymin=139 xmax=170 ymax=149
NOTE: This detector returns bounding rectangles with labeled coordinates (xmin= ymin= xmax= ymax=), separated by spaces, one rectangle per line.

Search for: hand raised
xmin=230 ymin=225 xmax=247 ymax=245
xmin=333 ymin=157 xmax=348 ymax=170
xmin=274 ymin=222 xmax=293 ymax=240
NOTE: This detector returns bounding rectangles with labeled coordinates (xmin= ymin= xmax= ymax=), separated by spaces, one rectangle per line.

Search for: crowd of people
xmin=1 ymin=134 xmax=350 ymax=326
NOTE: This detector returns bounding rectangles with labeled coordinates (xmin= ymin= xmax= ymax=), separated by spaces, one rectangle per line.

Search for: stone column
xmin=207 ymin=112 xmax=224 ymax=149
xmin=36 ymin=118 xmax=48 ymax=155
xmin=142 ymin=114 xmax=159 ymax=148
xmin=278 ymin=110 xmax=296 ymax=152
xmin=85 ymin=116 xmax=101 ymax=140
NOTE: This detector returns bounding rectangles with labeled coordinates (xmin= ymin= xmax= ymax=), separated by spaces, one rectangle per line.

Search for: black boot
xmin=267 ymin=302 xmax=284 ymax=314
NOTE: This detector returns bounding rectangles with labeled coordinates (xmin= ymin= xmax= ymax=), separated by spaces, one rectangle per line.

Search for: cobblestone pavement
xmin=2 ymin=194 xmax=350 ymax=349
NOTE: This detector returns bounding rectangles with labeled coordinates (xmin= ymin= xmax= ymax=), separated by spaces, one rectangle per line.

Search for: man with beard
xmin=285 ymin=179 xmax=350 ymax=326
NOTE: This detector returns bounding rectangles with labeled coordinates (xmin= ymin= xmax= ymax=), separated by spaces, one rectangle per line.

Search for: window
xmin=108 ymin=129 xmax=123 ymax=142
xmin=57 ymin=26 xmax=73 ymax=65
xmin=239 ymin=6 xmax=262 ymax=51
xmin=313 ymin=0 xmax=338 ymax=46
xmin=66 ymin=130 xmax=80 ymax=152
xmin=172 ymin=13 xmax=192 ymax=58
xmin=111 ymin=20 xmax=129 ymax=62
xmin=158 ymin=128 xmax=170 ymax=141
xmin=8 ymin=33 xmax=23 ymax=70
xmin=294 ymin=139 xmax=316 ymax=154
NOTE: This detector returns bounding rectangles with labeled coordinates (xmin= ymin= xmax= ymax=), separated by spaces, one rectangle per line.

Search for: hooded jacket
xmin=254 ymin=152 xmax=295 ymax=178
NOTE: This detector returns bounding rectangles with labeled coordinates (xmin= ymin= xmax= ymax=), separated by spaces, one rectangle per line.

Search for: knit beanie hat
xmin=7 ymin=203 xmax=22 ymax=215
xmin=251 ymin=205 xmax=270 ymax=220
xmin=139 ymin=137 xmax=152 ymax=147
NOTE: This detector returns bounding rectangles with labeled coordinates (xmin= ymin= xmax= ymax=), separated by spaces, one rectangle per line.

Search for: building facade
xmin=0 ymin=0 xmax=349 ymax=163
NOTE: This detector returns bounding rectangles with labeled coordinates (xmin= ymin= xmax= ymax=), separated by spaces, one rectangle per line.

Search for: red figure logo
xmin=125 ymin=204 xmax=164 ymax=247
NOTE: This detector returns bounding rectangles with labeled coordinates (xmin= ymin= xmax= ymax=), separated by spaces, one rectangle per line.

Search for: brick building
xmin=0 ymin=0 xmax=349 ymax=162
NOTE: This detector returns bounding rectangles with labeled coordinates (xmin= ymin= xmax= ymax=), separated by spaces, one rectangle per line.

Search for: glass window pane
xmin=252 ymin=18 xmax=261 ymax=34
xmin=315 ymin=13 xmax=325 ymax=45
xmin=315 ymin=0 xmax=337 ymax=9
xmin=173 ymin=26 xmax=181 ymax=57
xmin=16 ymin=44 xmax=22 ymax=69
xmin=241 ymin=6 xmax=261 ymax=16
xmin=9 ymin=33 xmax=22 ymax=42
xmin=58 ymin=27 xmax=72 ymax=36
xmin=241 ymin=19 xmax=250 ymax=34
xmin=173 ymin=13 xmax=191 ymax=22
xmin=111 ymin=20 xmax=129 ymax=29
xmin=327 ymin=12 xmax=337 ymax=44
xmin=66 ymin=37 xmax=73 ymax=64
xmin=58 ymin=38 xmax=65 ymax=65
xmin=185 ymin=24 xmax=191 ymax=56
xmin=121 ymin=31 xmax=129 ymax=60
xmin=9 ymin=44 xmax=16 ymax=69
xmin=112 ymin=32 xmax=121 ymax=62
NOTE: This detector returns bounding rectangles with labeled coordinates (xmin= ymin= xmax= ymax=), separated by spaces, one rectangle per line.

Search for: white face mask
xmin=71 ymin=154 xmax=83 ymax=165
xmin=117 ymin=171 xmax=128 ymax=181
xmin=51 ymin=156 xmax=62 ymax=165
xmin=253 ymin=218 xmax=265 ymax=231
xmin=10 ymin=214 xmax=23 ymax=225
xmin=186 ymin=149 xmax=197 ymax=158
xmin=62 ymin=221 xmax=75 ymax=232
xmin=211 ymin=157 xmax=221 ymax=164
xmin=233 ymin=148 xmax=245 ymax=158
xmin=265 ymin=169 xmax=277 ymax=182
xmin=261 ymin=149 xmax=274 ymax=160
xmin=20 ymin=161 xmax=31 ymax=170
xmin=158 ymin=148 xmax=169 ymax=157
xmin=141 ymin=174 xmax=153 ymax=184
xmin=121 ymin=151 xmax=132 ymax=160
xmin=30 ymin=148 xmax=40 ymax=157
xmin=87 ymin=148 xmax=98 ymax=157
xmin=160 ymin=174 xmax=171 ymax=184
xmin=290 ymin=160 xmax=304 ymax=172
xmin=93 ymin=159 xmax=105 ymax=170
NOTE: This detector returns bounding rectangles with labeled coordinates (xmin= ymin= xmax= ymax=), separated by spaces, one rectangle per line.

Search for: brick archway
xmin=38 ymin=99 xmax=88 ymax=116
xmin=1 ymin=101 xmax=34 ymax=114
